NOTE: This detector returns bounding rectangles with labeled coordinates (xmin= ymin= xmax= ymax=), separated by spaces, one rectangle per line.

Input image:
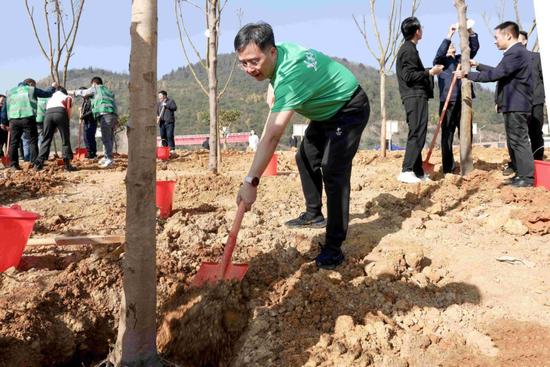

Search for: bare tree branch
xmin=352 ymin=15 xmax=380 ymax=62
xmin=174 ymin=0 xmax=208 ymax=96
xmin=23 ymin=0 xmax=50 ymax=61
xmin=218 ymin=8 xmax=243 ymax=100
xmin=513 ymin=0 xmax=523 ymax=29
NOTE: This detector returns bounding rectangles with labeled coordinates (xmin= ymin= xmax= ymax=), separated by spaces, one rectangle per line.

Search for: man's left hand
xmin=236 ymin=183 xmax=257 ymax=212
xmin=454 ymin=70 xmax=467 ymax=79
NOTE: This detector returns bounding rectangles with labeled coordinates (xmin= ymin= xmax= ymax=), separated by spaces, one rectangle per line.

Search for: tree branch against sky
xmin=23 ymin=0 xmax=85 ymax=85
xmin=353 ymin=0 xmax=420 ymax=157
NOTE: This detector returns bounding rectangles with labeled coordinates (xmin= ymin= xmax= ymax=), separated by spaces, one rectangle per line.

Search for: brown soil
xmin=1 ymin=147 xmax=549 ymax=367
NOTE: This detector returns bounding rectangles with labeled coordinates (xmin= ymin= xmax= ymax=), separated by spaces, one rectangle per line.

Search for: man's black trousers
xmin=295 ymin=87 xmax=370 ymax=249
xmin=37 ymin=107 xmax=73 ymax=162
xmin=8 ymin=117 xmax=39 ymax=166
xmin=402 ymin=96 xmax=428 ymax=176
xmin=528 ymin=104 xmax=545 ymax=160
xmin=159 ymin=121 xmax=176 ymax=150
xmin=503 ymin=112 xmax=534 ymax=178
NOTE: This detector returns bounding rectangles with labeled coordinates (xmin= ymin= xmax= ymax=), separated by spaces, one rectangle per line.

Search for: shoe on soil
xmin=63 ymin=159 xmax=77 ymax=172
xmin=397 ymin=171 xmax=421 ymax=184
xmin=284 ymin=212 xmax=326 ymax=228
xmin=417 ymin=173 xmax=432 ymax=182
xmin=510 ymin=177 xmax=534 ymax=188
xmin=99 ymin=158 xmax=113 ymax=169
xmin=34 ymin=161 xmax=44 ymax=171
xmin=9 ymin=164 xmax=21 ymax=171
xmin=502 ymin=164 xmax=515 ymax=176
xmin=98 ymin=157 xmax=107 ymax=165
xmin=315 ymin=247 xmax=345 ymax=270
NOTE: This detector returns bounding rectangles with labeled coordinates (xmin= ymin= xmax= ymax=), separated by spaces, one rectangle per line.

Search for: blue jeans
xmin=21 ymin=132 xmax=30 ymax=161
xmin=159 ymin=122 xmax=175 ymax=150
xmin=83 ymin=121 xmax=97 ymax=155
xmin=99 ymin=113 xmax=117 ymax=160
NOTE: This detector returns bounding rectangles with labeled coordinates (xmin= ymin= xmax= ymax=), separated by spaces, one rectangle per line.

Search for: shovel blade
xmin=75 ymin=148 xmax=88 ymax=161
xmin=422 ymin=161 xmax=435 ymax=175
xmin=190 ymin=262 xmax=249 ymax=288
xmin=1 ymin=156 xmax=11 ymax=168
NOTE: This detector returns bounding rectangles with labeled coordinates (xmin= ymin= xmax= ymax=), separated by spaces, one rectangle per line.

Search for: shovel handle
xmin=425 ymin=73 xmax=458 ymax=162
xmin=219 ymin=201 xmax=246 ymax=278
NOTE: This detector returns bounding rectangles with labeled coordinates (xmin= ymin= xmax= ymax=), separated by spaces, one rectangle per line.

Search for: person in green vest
xmin=71 ymin=76 xmax=118 ymax=168
xmin=234 ymin=22 xmax=370 ymax=269
xmin=3 ymin=78 xmax=56 ymax=170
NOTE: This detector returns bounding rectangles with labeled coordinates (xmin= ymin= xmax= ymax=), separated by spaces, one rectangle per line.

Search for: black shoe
xmin=9 ymin=164 xmax=21 ymax=171
xmin=284 ymin=212 xmax=326 ymax=228
xmin=503 ymin=175 xmax=519 ymax=185
xmin=315 ymin=247 xmax=345 ymax=269
xmin=502 ymin=164 xmax=515 ymax=176
xmin=34 ymin=161 xmax=43 ymax=171
xmin=510 ymin=178 xmax=534 ymax=188
xmin=63 ymin=159 xmax=77 ymax=172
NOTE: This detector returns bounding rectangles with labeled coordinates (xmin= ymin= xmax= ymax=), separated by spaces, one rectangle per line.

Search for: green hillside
xmin=51 ymin=54 xmax=506 ymax=148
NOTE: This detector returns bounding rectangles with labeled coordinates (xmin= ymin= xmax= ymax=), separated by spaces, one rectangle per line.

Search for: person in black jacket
xmin=396 ymin=17 xmax=443 ymax=183
xmin=519 ymin=30 xmax=546 ymax=161
xmin=458 ymin=21 xmax=534 ymax=187
xmin=157 ymin=90 xmax=178 ymax=152
xmin=78 ymin=87 xmax=97 ymax=159
xmin=433 ymin=24 xmax=479 ymax=173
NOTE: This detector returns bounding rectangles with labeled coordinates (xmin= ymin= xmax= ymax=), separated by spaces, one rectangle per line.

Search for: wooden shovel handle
xmin=219 ymin=201 xmax=246 ymax=278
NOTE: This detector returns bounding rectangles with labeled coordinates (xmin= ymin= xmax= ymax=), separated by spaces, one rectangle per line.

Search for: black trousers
xmin=8 ymin=117 xmax=39 ymax=166
xmin=504 ymin=112 xmax=534 ymax=178
xmin=528 ymin=104 xmax=545 ymax=160
xmin=159 ymin=121 xmax=176 ymax=150
xmin=439 ymin=100 xmax=461 ymax=173
xmin=0 ymin=128 xmax=7 ymax=157
xmin=402 ymin=96 xmax=428 ymax=176
xmin=37 ymin=107 xmax=73 ymax=162
xmin=296 ymin=87 xmax=370 ymax=248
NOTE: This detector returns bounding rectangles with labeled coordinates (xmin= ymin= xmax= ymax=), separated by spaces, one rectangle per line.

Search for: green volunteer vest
xmin=91 ymin=85 xmax=117 ymax=118
xmin=6 ymin=85 xmax=37 ymax=120
xmin=36 ymin=97 xmax=49 ymax=123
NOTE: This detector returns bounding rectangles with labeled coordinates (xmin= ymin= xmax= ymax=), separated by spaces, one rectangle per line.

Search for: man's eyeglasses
xmin=238 ymin=58 xmax=261 ymax=71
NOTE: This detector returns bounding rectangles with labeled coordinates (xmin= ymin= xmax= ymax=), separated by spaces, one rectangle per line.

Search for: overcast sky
xmin=0 ymin=0 xmax=537 ymax=92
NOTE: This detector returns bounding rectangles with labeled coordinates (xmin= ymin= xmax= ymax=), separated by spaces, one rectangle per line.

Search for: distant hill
xmin=45 ymin=54 xmax=507 ymax=148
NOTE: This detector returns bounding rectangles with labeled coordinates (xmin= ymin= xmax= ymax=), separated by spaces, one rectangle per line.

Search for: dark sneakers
xmin=504 ymin=176 xmax=534 ymax=187
xmin=315 ymin=246 xmax=345 ymax=269
xmin=284 ymin=212 xmax=326 ymax=228
xmin=502 ymin=163 xmax=516 ymax=176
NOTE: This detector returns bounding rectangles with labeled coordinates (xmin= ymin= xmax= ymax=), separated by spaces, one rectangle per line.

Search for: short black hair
xmin=234 ymin=22 xmax=275 ymax=52
xmin=495 ymin=21 xmax=520 ymax=39
xmin=158 ymin=90 xmax=167 ymax=97
xmin=0 ymin=94 xmax=5 ymax=98
xmin=23 ymin=78 xmax=37 ymax=86
xmin=56 ymin=86 xmax=68 ymax=94
xmin=519 ymin=30 xmax=528 ymax=40
xmin=91 ymin=76 xmax=103 ymax=85
xmin=401 ymin=17 xmax=421 ymax=41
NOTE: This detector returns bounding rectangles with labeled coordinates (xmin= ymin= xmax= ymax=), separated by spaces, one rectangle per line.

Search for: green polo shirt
xmin=270 ymin=42 xmax=358 ymax=121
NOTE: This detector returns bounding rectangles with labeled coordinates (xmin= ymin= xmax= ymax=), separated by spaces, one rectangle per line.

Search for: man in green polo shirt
xmin=234 ymin=22 xmax=370 ymax=269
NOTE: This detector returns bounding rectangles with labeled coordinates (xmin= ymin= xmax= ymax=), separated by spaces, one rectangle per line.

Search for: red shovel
xmin=423 ymin=73 xmax=458 ymax=174
xmin=191 ymin=201 xmax=249 ymax=287
xmin=74 ymin=119 xmax=87 ymax=160
xmin=1 ymin=129 xmax=11 ymax=167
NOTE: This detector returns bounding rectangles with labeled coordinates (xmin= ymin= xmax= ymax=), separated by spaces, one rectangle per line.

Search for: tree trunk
xmin=111 ymin=0 xmax=161 ymax=366
xmin=207 ymin=0 xmax=219 ymax=173
xmin=455 ymin=0 xmax=474 ymax=175
xmin=379 ymin=67 xmax=387 ymax=157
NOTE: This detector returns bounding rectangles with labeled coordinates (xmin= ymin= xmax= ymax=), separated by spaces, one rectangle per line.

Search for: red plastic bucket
xmin=156 ymin=180 xmax=176 ymax=219
xmin=0 ymin=205 xmax=40 ymax=272
xmin=263 ymin=153 xmax=278 ymax=177
xmin=534 ymin=160 xmax=550 ymax=190
xmin=75 ymin=147 xmax=88 ymax=161
xmin=157 ymin=147 xmax=170 ymax=161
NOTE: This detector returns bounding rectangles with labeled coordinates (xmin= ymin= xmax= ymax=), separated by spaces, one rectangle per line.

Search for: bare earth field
xmin=1 ymin=147 xmax=550 ymax=367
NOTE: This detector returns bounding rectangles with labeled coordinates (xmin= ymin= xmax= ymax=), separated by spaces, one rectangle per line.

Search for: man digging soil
xmin=234 ymin=22 xmax=370 ymax=269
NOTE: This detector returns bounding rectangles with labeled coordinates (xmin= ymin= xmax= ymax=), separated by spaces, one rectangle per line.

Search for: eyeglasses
xmin=238 ymin=58 xmax=261 ymax=71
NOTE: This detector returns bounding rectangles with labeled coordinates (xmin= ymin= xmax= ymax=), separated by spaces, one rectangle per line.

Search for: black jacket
xmin=157 ymin=98 xmax=177 ymax=123
xmin=468 ymin=42 xmax=532 ymax=113
xmin=396 ymin=40 xmax=434 ymax=101
xmin=528 ymin=50 xmax=545 ymax=106
xmin=433 ymin=33 xmax=479 ymax=102
xmin=80 ymin=98 xmax=95 ymax=124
